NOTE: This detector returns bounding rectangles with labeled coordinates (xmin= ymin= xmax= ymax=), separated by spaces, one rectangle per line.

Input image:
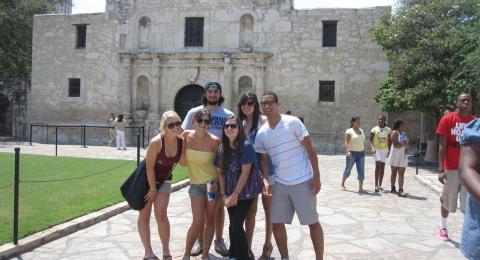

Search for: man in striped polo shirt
xmin=254 ymin=91 xmax=324 ymax=260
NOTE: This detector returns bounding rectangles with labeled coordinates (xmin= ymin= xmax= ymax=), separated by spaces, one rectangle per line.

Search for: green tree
xmin=374 ymin=0 xmax=480 ymax=117
xmin=0 ymin=0 xmax=65 ymax=78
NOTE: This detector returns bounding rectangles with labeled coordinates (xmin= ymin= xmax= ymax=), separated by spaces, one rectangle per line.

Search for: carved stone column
xmin=120 ymin=54 xmax=133 ymax=120
xmin=223 ymin=55 xmax=234 ymax=110
xmin=255 ymin=57 xmax=266 ymax=97
xmin=148 ymin=56 xmax=161 ymax=120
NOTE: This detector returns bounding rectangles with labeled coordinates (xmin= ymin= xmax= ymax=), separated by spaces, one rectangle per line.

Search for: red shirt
xmin=436 ymin=112 xmax=476 ymax=170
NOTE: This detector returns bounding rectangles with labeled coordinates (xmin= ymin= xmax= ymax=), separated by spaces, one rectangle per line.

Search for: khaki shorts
xmin=270 ymin=180 xmax=319 ymax=225
xmin=440 ymin=170 xmax=466 ymax=213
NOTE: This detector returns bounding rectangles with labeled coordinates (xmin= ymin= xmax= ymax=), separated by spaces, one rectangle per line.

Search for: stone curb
xmin=413 ymin=174 xmax=443 ymax=195
xmin=0 ymin=179 xmax=191 ymax=260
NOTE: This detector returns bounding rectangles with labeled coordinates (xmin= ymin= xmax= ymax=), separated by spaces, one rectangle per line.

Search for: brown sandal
xmin=258 ymin=244 xmax=273 ymax=260
xmin=162 ymin=255 xmax=172 ymax=260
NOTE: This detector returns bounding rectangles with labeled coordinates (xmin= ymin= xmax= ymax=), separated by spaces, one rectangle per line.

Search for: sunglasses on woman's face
xmin=196 ymin=118 xmax=211 ymax=125
xmin=167 ymin=121 xmax=182 ymax=129
xmin=224 ymin=124 xmax=238 ymax=129
xmin=241 ymin=101 xmax=255 ymax=107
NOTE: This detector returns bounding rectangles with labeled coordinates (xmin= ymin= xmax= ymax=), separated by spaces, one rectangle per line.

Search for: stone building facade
xmin=29 ymin=0 xmax=390 ymax=153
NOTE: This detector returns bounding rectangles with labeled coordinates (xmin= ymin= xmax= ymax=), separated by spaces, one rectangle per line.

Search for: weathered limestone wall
xmin=29 ymin=0 xmax=390 ymax=152
xmin=30 ymin=13 xmax=122 ymax=125
xmin=262 ymin=7 xmax=390 ymax=152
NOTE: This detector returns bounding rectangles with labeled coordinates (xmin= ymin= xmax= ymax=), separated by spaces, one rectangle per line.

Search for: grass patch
xmin=0 ymin=153 xmax=188 ymax=245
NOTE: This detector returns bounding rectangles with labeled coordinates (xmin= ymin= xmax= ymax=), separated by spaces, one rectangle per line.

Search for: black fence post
xmin=46 ymin=124 xmax=49 ymax=144
xmin=55 ymin=126 xmax=58 ymax=157
xmin=29 ymin=124 xmax=33 ymax=146
xmin=142 ymin=127 xmax=145 ymax=149
xmin=147 ymin=124 xmax=151 ymax=144
xmin=137 ymin=129 xmax=141 ymax=166
xmin=13 ymin=147 xmax=20 ymax=245
xmin=83 ymin=125 xmax=86 ymax=148
xmin=416 ymin=137 xmax=420 ymax=175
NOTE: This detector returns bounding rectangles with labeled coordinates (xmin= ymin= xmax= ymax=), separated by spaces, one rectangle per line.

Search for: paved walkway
xmin=1 ymin=143 xmax=466 ymax=259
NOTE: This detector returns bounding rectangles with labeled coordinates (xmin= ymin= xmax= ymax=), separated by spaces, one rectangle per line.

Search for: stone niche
xmin=0 ymin=79 xmax=30 ymax=140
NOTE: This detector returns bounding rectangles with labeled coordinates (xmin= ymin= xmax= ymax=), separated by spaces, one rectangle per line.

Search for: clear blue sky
xmin=72 ymin=0 xmax=396 ymax=14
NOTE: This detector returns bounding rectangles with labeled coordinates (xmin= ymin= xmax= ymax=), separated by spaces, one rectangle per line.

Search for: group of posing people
xmin=341 ymin=115 xmax=410 ymax=197
xmin=137 ymin=82 xmax=324 ymax=260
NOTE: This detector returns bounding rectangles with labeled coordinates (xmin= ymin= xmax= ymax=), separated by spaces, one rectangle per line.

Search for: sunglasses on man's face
xmin=260 ymin=100 xmax=276 ymax=106
xmin=224 ymin=124 xmax=238 ymax=129
xmin=240 ymin=101 xmax=255 ymax=107
xmin=196 ymin=118 xmax=211 ymax=125
xmin=167 ymin=121 xmax=182 ymax=129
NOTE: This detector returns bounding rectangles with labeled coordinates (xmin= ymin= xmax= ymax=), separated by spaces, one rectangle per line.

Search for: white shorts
xmin=375 ymin=149 xmax=389 ymax=162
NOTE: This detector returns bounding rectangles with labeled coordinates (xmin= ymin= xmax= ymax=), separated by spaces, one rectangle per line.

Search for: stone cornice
xmin=119 ymin=50 xmax=272 ymax=68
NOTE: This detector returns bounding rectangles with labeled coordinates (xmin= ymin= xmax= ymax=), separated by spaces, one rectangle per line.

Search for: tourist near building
xmin=27 ymin=0 xmax=395 ymax=153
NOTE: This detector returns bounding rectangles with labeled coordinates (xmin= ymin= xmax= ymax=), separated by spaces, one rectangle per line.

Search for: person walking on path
xmin=436 ymin=93 xmax=476 ymax=240
xmin=370 ymin=115 xmax=391 ymax=192
xmin=114 ymin=114 xmax=127 ymax=150
xmin=107 ymin=112 xmax=116 ymax=146
xmin=254 ymin=91 xmax=324 ymax=260
xmin=139 ymin=111 xmax=184 ymax=260
xmin=237 ymin=93 xmax=274 ymax=260
xmin=181 ymin=81 xmax=233 ymax=257
xmin=181 ymin=108 xmax=221 ymax=260
xmin=459 ymin=118 xmax=480 ymax=260
xmin=389 ymin=119 xmax=409 ymax=197
xmin=341 ymin=116 xmax=366 ymax=193
xmin=217 ymin=115 xmax=260 ymax=260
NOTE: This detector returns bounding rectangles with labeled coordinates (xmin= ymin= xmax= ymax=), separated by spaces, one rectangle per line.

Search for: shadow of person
xmin=447 ymin=239 xmax=461 ymax=249
xmin=404 ymin=194 xmax=427 ymax=201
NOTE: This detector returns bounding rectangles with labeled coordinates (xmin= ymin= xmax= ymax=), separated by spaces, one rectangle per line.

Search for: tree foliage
xmin=0 ymin=0 xmax=64 ymax=78
xmin=373 ymin=0 xmax=480 ymax=116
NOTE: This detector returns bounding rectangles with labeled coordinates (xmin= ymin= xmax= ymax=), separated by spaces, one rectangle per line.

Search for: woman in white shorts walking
xmin=389 ymin=119 xmax=409 ymax=197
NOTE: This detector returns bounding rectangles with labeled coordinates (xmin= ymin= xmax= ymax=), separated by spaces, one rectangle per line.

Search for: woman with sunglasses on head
xmin=181 ymin=108 xmax=221 ymax=260
xmin=140 ymin=110 xmax=184 ymax=260
xmin=237 ymin=93 xmax=272 ymax=260
xmin=217 ymin=115 xmax=260 ymax=260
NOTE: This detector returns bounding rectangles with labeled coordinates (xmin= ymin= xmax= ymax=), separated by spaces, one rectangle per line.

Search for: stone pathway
xmin=1 ymin=143 xmax=466 ymax=259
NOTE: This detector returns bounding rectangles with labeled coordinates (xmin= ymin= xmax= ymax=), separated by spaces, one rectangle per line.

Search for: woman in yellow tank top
xmin=181 ymin=108 xmax=220 ymax=260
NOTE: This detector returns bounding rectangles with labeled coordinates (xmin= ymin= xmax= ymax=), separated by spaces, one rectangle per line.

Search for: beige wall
xmin=29 ymin=0 xmax=390 ymax=152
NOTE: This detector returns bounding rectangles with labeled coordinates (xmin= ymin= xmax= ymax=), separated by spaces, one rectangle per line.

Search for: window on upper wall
xmin=185 ymin=17 xmax=204 ymax=47
xmin=68 ymin=78 xmax=81 ymax=97
xmin=322 ymin=21 xmax=337 ymax=47
xmin=75 ymin=24 xmax=87 ymax=48
xmin=319 ymin=81 xmax=335 ymax=102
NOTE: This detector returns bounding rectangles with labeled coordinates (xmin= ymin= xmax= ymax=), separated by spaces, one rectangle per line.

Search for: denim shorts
xmin=188 ymin=183 xmax=207 ymax=198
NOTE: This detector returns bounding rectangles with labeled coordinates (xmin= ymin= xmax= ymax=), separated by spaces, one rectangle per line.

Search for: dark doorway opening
xmin=0 ymin=94 xmax=12 ymax=136
xmin=174 ymin=84 xmax=204 ymax=120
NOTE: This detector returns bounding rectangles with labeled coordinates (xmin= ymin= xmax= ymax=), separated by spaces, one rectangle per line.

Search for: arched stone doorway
xmin=174 ymin=84 xmax=204 ymax=120
xmin=0 ymin=94 xmax=12 ymax=136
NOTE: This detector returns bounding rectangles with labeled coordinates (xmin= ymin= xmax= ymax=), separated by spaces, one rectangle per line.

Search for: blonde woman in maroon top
xmin=139 ymin=111 xmax=185 ymax=260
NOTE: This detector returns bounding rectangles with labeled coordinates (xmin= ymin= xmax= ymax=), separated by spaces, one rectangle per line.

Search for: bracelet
xmin=149 ymin=188 xmax=157 ymax=192
xmin=233 ymin=190 xmax=239 ymax=195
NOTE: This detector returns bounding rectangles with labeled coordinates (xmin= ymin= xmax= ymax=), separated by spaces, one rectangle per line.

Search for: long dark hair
xmin=237 ymin=92 xmax=261 ymax=135
xmin=350 ymin=116 xmax=360 ymax=127
xmin=220 ymin=115 xmax=246 ymax=174
xmin=393 ymin=119 xmax=404 ymax=131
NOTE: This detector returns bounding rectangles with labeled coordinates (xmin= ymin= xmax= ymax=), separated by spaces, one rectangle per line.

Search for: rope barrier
xmin=0 ymin=183 xmax=14 ymax=190
xmin=19 ymin=161 xmax=132 ymax=183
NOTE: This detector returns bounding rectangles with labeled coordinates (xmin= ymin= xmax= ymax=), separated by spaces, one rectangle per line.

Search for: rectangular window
xmin=75 ymin=24 xmax=87 ymax=48
xmin=185 ymin=17 xmax=204 ymax=47
xmin=68 ymin=78 xmax=81 ymax=97
xmin=322 ymin=21 xmax=337 ymax=47
xmin=319 ymin=81 xmax=335 ymax=102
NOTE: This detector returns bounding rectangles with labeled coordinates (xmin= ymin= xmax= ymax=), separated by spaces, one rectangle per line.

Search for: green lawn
xmin=0 ymin=153 xmax=188 ymax=245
